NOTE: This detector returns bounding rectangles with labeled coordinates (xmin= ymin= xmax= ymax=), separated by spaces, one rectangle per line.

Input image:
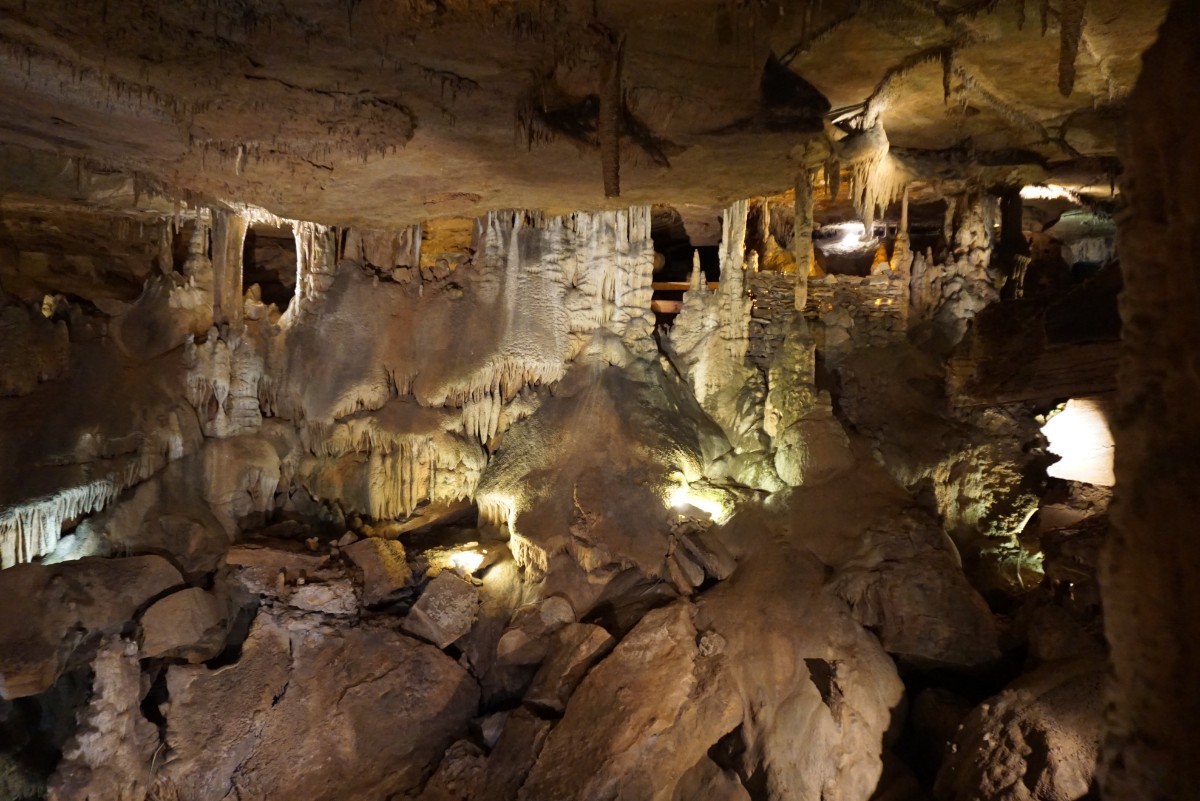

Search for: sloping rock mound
xmin=159 ymin=610 xmax=479 ymax=801
xmin=934 ymin=657 xmax=1104 ymax=801
xmin=519 ymin=602 xmax=742 ymax=801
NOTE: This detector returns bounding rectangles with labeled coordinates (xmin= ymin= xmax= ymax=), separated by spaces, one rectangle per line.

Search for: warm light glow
xmin=1041 ymin=398 xmax=1115 ymax=486
xmin=1020 ymin=184 xmax=1079 ymax=202
xmin=838 ymin=222 xmax=865 ymax=247
xmin=449 ymin=548 xmax=486 ymax=573
xmin=667 ymin=479 xmax=732 ymax=523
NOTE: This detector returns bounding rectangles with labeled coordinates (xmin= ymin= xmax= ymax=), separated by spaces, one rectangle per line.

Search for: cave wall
xmin=1102 ymin=2 xmax=1200 ymax=797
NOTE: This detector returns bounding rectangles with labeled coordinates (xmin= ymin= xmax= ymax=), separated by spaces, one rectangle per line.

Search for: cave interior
xmin=0 ymin=1 xmax=1197 ymax=800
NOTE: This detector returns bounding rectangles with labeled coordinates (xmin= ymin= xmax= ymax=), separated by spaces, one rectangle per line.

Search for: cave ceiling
xmin=0 ymin=0 xmax=1169 ymax=229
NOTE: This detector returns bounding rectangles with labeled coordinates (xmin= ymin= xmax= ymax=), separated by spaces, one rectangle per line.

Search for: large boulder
xmin=139 ymin=587 xmax=229 ymax=662
xmin=519 ymin=603 xmax=742 ymax=801
xmin=0 ymin=555 xmax=183 ymax=698
xmin=934 ymin=657 xmax=1105 ymax=801
xmin=159 ymin=611 xmax=479 ymax=801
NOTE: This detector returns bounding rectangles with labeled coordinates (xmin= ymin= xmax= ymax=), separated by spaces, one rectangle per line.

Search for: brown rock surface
xmin=139 ymin=586 xmax=229 ymax=662
xmin=160 ymin=610 xmax=479 ymax=801
xmin=343 ymin=536 xmax=413 ymax=605
xmin=519 ymin=602 xmax=742 ymax=801
xmin=403 ymin=572 xmax=481 ymax=649
xmin=935 ymin=658 xmax=1104 ymax=801
xmin=0 ymin=555 xmax=183 ymax=699
xmin=524 ymin=622 xmax=616 ymax=714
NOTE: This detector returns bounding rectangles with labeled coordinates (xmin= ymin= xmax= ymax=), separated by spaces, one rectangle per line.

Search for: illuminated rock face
xmin=0 ymin=191 xmax=1119 ymax=800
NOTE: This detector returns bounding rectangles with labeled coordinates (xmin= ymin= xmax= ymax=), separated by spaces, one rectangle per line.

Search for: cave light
xmin=838 ymin=221 xmax=866 ymax=247
xmin=1041 ymin=398 xmax=1115 ymax=486
xmin=667 ymin=477 xmax=732 ymax=524
xmin=449 ymin=546 xmax=487 ymax=574
xmin=1019 ymin=184 xmax=1079 ymax=202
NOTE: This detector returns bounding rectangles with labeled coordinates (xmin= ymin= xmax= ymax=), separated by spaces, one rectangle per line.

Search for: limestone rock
xmin=140 ymin=587 xmax=228 ymax=662
xmin=519 ymin=603 xmax=742 ymax=801
xmin=402 ymin=572 xmax=480 ymax=649
xmin=286 ymin=578 xmax=359 ymax=615
xmin=160 ymin=611 xmax=479 ymax=800
xmin=524 ymin=622 xmax=616 ymax=714
xmin=495 ymin=595 xmax=577 ymax=666
xmin=47 ymin=637 xmax=157 ymax=801
xmin=934 ymin=658 xmax=1104 ymax=801
xmin=418 ymin=740 xmax=487 ymax=801
xmin=0 ymin=555 xmax=183 ymax=699
xmin=344 ymin=536 xmax=413 ymax=605
xmin=479 ymin=708 xmax=553 ymax=801
xmin=673 ymin=757 xmax=752 ymax=801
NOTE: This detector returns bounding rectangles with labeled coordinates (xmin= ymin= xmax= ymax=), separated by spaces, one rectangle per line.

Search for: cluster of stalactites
xmin=0 ymin=482 xmax=120 ymax=568
xmin=292 ymin=221 xmax=339 ymax=312
xmin=420 ymin=205 xmax=655 ymax=433
xmin=184 ymin=327 xmax=266 ymax=438
xmin=0 ymin=408 xmax=193 ymax=568
xmin=366 ymin=437 xmax=485 ymax=519
xmin=670 ymin=200 xmax=755 ymax=408
xmin=839 ymin=125 xmax=906 ymax=233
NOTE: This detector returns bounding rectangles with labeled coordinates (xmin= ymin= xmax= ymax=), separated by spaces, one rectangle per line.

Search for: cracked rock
xmin=402 ymin=572 xmax=481 ymax=649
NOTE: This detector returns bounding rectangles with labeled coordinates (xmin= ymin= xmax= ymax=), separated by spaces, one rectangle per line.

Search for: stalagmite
xmin=889 ymin=184 xmax=914 ymax=276
xmin=795 ymin=169 xmax=815 ymax=309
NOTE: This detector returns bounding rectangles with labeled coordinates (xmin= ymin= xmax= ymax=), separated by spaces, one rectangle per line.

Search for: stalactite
xmin=841 ymin=125 xmax=904 ymax=232
xmin=598 ymin=31 xmax=624 ymax=198
xmin=942 ymin=49 xmax=954 ymax=104
xmin=0 ymin=468 xmax=144 ymax=569
xmin=1058 ymin=0 xmax=1086 ymax=97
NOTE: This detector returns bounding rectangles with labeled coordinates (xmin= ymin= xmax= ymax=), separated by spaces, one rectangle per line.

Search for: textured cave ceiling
xmin=0 ymin=0 xmax=1167 ymax=229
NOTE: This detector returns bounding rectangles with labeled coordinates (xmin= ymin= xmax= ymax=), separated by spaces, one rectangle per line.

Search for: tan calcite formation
xmin=765 ymin=316 xmax=854 ymax=487
xmin=47 ymin=637 xmax=158 ymax=801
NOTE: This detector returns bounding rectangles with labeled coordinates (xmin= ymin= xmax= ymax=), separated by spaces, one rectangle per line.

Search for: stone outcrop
xmin=519 ymin=603 xmax=743 ymax=801
xmin=0 ymin=555 xmax=182 ymax=699
xmin=160 ymin=611 xmax=479 ymax=801
xmin=935 ymin=658 xmax=1105 ymax=801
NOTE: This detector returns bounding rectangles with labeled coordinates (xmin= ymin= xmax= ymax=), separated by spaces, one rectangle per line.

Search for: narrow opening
xmin=242 ymin=223 xmax=297 ymax=311
xmin=651 ymin=206 xmax=720 ymax=326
